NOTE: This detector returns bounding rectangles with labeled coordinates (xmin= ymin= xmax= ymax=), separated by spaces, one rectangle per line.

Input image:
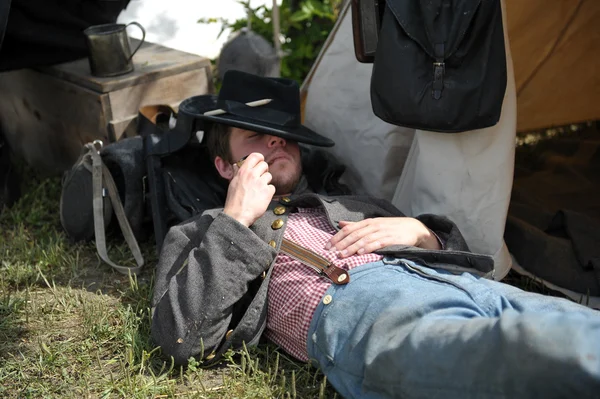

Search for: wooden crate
xmin=0 ymin=40 xmax=213 ymax=175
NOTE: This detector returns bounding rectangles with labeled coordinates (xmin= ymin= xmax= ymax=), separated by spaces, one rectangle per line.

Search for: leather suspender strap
xmin=280 ymin=238 xmax=350 ymax=285
xmin=87 ymin=142 xmax=145 ymax=275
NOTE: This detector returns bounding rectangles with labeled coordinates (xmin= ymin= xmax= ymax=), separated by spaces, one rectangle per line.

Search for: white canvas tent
xmin=301 ymin=0 xmax=517 ymax=280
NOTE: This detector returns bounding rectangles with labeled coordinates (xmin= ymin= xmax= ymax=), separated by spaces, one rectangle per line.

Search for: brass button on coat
xmin=261 ymin=271 xmax=267 ymax=280
xmin=271 ymin=219 xmax=284 ymax=229
xmin=281 ymin=197 xmax=291 ymax=203
xmin=226 ymin=329 xmax=234 ymax=340
xmin=268 ymin=240 xmax=277 ymax=248
xmin=273 ymin=206 xmax=286 ymax=215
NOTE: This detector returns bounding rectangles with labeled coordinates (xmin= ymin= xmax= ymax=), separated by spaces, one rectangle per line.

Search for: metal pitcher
xmin=84 ymin=22 xmax=146 ymax=77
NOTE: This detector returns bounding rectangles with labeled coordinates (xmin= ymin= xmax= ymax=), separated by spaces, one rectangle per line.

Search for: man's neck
xmin=272 ymin=175 xmax=313 ymax=200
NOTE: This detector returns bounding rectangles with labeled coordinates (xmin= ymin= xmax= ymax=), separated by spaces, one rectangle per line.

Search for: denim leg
xmin=475 ymin=273 xmax=598 ymax=313
xmin=306 ymin=260 xmax=600 ymax=399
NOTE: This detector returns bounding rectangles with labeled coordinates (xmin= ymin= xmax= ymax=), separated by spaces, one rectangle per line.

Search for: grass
xmin=0 ymin=167 xmax=337 ymax=399
xmin=0 ymin=146 xmax=583 ymax=398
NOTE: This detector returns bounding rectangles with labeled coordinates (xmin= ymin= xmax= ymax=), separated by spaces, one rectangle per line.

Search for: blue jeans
xmin=306 ymin=259 xmax=600 ymax=399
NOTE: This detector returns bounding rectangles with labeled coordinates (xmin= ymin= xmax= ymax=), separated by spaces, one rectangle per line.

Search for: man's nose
xmin=266 ymin=134 xmax=286 ymax=148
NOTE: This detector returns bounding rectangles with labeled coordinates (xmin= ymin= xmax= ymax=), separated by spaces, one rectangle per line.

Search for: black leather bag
xmin=370 ymin=0 xmax=507 ymax=132
xmin=58 ymin=133 xmax=218 ymax=273
xmin=60 ymin=137 xmax=145 ymax=243
xmin=0 ymin=0 xmax=11 ymax=51
xmin=60 ymin=138 xmax=146 ymax=275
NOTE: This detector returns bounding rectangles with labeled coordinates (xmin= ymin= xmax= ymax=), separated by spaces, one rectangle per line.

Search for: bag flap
xmin=386 ymin=0 xmax=483 ymax=59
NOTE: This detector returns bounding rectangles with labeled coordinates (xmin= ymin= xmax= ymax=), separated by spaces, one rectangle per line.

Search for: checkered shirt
xmin=264 ymin=207 xmax=383 ymax=361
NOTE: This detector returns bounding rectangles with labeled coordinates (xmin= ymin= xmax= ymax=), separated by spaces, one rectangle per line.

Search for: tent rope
xmin=272 ymin=0 xmax=283 ymax=58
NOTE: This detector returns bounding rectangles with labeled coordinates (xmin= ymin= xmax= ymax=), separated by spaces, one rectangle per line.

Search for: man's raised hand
xmin=223 ymin=153 xmax=276 ymax=227
xmin=326 ymin=217 xmax=441 ymax=257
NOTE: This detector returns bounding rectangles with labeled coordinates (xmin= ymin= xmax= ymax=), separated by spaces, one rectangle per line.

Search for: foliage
xmin=198 ymin=0 xmax=342 ymax=84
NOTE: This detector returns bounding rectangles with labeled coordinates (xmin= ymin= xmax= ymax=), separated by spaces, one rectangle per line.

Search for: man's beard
xmin=270 ymin=163 xmax=302 ymax=195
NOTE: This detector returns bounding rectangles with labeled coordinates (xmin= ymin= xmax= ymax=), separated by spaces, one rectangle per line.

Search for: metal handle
xmin=125 ymin=21 xmax=146 ymax=61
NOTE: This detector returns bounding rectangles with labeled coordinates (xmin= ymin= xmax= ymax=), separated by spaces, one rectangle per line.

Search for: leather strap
xmin=87 ymin=142 xmax=144 ymax=275
xmin=139 ymin=104 xmax=178 ymax=253
xmin=280 ymin=238 xmax=350 ymax=285
xmin=432 ymin=42 xmax=445 ymax=100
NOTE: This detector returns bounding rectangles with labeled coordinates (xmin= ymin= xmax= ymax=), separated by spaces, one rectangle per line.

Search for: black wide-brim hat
xmin=178 ymin=70 xmax=334 ymax=147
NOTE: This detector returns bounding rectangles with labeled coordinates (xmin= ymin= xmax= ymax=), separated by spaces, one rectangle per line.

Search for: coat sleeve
xmin=415 ymin=213 xmax=471 ymax=252
xmin=150 ymin=211 xmax=275 ymax=365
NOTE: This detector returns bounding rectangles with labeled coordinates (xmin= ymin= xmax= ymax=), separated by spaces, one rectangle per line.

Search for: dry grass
xmin=0 ymin=168 xmax=335 ymax=398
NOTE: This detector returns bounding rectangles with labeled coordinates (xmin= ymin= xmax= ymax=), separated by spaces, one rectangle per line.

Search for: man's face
xmin=218 ymin=127 xmax=302 ymax=195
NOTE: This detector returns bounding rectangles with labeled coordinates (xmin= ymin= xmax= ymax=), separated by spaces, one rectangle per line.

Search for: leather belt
xmin=280 ymin=238 xmax=350 ymax=285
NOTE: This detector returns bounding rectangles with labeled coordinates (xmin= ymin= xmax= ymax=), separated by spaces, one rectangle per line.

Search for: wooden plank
xmin=0 ymin=69 xmax=108 ymax=174
xmin=506 ymin=0 xmax=600 ymax=131
xmin=108 ymin=115 xmax=138 ymax=141
xmin=107 ymin=67 xmax=210 ymax=121
xmin=38 ymin=40 xmax=211 ymax=93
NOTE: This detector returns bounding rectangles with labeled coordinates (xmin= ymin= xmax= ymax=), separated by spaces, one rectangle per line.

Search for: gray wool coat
xmin=151 ymin=193 xmax=494 ymax=366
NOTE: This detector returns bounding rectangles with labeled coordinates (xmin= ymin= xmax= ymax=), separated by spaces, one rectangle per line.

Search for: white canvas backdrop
xmin=117 ymin=0 xmax=275 ymax=59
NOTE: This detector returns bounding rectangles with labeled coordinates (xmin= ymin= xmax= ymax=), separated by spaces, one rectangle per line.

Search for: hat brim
xmin=179 ymin=96 xmax=335 ymax=147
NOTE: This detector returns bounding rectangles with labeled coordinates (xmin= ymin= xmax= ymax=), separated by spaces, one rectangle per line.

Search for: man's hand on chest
xmin=326 ymin=217 xmax=442 ymax=258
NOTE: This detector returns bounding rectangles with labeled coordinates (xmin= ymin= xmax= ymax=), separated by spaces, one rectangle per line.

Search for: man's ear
xmin=214 ymin=156 xmax=234 ymax=180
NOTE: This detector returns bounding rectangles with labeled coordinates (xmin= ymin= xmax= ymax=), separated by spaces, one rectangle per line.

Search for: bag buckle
xmin=433 ymin=61 xmax=445 ymax=74
xmin=91 ymin=139 xmax=104 ymax=154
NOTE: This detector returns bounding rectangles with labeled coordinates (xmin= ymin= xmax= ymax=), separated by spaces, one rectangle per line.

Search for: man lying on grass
xmin=151 ymin=70 xmax=600 ymax=399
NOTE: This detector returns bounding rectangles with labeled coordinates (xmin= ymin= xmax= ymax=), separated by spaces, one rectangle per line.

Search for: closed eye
xmin=246 ymin=132 xmax=263 ymax=140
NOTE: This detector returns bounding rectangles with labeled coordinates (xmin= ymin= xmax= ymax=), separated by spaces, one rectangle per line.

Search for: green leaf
xmin=197 ymin=0 xmax=340 ymax=84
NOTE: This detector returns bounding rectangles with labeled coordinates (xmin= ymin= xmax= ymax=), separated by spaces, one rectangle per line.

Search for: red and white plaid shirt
xmin=264 ymin=207 xmax=383 ymax=361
